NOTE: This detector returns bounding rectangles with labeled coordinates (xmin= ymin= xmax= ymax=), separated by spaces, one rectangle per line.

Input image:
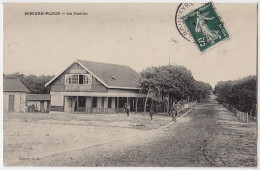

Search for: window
xmin=66 ymin=75 xmax=78 ymax=84
xmin=65 ymin=74 xmax=92 ymax=85
xmin=79 ymin=75 xmax=84 ymax=84
xmin=79 ymin=75 xmax=90 ymax=84
xmin=83 ymin=75 xmax=89 ymax=84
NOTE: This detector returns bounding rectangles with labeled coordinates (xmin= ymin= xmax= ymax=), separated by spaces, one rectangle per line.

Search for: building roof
xmin=78 ymin=60 xmax=140 ymax=89
xmin=3 ymin=79 xmax=30 ymax=93
xmin=26 ymin=94 xmax=51 ymax=101
xmin=45 ymin=59 xmax=140 ymax=89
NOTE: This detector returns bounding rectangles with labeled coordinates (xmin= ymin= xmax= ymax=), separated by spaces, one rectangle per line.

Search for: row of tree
xmin=4 ymin=64 xmax=212 ymax=110
xmin=4 ymin=72 xmax=54 ymax=94
xmin=139 ymin=65 xmax=212 ymax=112
xmin=214 ymin=75 xmax=257 ymax=116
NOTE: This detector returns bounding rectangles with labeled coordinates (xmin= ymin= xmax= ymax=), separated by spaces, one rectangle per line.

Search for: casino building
xmin=45 ymin=59 xmax=145 ymax=113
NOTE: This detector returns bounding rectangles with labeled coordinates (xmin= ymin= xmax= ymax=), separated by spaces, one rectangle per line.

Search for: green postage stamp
xmin=182 ymin=2 xmax=229 ymax=52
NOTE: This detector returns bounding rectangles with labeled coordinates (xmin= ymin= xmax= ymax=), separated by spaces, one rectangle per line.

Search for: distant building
xmin=3 ymin=79 xmax=30 ymax=112
xmin=26 ymin=94 xmax=51 ymax=112
xmin=45 ymin=59 xmax=145 ymax=113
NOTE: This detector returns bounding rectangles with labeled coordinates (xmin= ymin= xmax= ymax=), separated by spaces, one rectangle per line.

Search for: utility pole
xmin=169 ymin=38 xmax=177 ymax=65
xmin=242 ymin=85 xmax=245 ymax=111
xmin=147 ymin=17 xmax=150 ymax=61
xmin=169 ymin=45 xmax=171 ymax=65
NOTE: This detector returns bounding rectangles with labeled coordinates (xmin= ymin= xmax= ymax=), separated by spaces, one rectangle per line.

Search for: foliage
xmin=195 ymin=80 xmax=212 ymax=100
xmin=4 ymin=72 xmax=54 ymax=94
xmin=215 ymin=75 xmax=257 ymax=116
xmin=139 ymin=65 xmax=212 ymax=103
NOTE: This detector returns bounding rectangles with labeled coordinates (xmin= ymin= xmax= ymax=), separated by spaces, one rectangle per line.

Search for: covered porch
xmin=63 ymin=92 xmax=146 ymax=113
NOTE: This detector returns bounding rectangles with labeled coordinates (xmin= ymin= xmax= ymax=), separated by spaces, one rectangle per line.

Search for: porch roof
xmin=26 ymin=94 xmax=51 ymax=101
xmin=55 ymin=92 xmax=146 ymax=98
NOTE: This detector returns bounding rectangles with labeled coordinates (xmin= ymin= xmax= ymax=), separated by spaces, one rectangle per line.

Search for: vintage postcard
xmin=2 ymin=2 xmax=258 ymax=167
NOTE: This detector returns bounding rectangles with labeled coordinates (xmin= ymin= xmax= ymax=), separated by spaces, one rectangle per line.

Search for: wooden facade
xmin=3 ymin=92 xmax=27 ymax=112
xmin=26 ymin=94 xmax=51 ymax=113
xmin=50 ymin=63 xmax=107 ymax=92
xmin=46 ymin=60 xmax=145 ymax=113
xmin=3 ymin=79 xmax=30 ymax=113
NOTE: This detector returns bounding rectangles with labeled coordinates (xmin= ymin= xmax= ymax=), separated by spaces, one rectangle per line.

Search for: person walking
xmin=149 ymin=101 xmax=154 ymax=120
xmin=171 ymin=102 xmax=177 ymax=122
xmin=124 ymin=103 xmax=129 ymax=116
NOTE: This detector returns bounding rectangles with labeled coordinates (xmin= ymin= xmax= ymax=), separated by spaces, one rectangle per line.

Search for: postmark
xmin=181 ymin=2 xmax=229 ymax=52
xmin=175 ymin=3 xmax=204 ymax=42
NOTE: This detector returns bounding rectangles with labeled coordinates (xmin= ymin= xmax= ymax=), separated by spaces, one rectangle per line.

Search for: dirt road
xmin=13 ymin=95 xmax=257 ymax=167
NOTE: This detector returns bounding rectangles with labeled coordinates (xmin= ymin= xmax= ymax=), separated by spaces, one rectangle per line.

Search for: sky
xmin=3 ymin=3 xmax=257 ymax=87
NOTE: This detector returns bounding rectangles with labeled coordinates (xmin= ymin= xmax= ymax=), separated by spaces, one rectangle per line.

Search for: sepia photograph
xmin=2 ymin=2 xmax=258 ymax=167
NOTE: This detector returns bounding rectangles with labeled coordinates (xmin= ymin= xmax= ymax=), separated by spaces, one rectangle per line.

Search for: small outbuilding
xmin=26 ymin=94 xmax=51 ymax=112
xmin=3 ymin=79 xmax=30 ymax=112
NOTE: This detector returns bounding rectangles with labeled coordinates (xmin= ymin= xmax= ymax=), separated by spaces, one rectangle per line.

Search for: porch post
xmin=102 ymin=97 xmax=104 ymax=112
xmin=76 ymin=96 xmax=79 ymax=112
xmin=132 ymin=98 xmax=134 ymax=112
xmin=106 ymin=96 xmax=108 ymax=113
xmin=117 ymin=97 xmax=119 ymax=109
xmin=126 ymin=97 xmax=129 ymax=113
xmin=114 ymin=97 xmax=116 ymax=109
xmin=135 ymin=97 xmax=138 ymax=113
xmin=90 ymin=97 xmax=93 ymax=113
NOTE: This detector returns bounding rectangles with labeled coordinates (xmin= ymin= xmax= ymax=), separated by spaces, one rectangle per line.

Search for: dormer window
xmin=65 ymin=74 xmax=92 ymax=85
xmin=68 ymin=75 xmax=78 ymax=84
xmin=79 ymin=74 xmax=90 ymax=84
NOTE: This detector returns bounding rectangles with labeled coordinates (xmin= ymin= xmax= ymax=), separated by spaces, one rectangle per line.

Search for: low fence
xmin=175 ymin=101 xmax=197 ymax=113
xmin=223 ymin=103 xmax=248 ymax=123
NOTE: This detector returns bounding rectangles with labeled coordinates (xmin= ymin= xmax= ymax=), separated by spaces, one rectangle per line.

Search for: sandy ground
xmin=4 ymin=110 xmax=185 ymax=166
xmin=9 ymin=94 xmax=257 ymax=167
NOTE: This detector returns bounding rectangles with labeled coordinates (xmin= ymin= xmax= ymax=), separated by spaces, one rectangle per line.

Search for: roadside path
xmin=13 ymin=100 xmax=257 ymax=166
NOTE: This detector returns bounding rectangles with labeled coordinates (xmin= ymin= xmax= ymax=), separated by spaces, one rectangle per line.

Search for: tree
xmin=195 ymin=81 xmax=212 ymax=101
xmin=215 ymin=75 xmax=257 ymax=116
xmin=139 ymin=64 xmax=211 ymax=112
